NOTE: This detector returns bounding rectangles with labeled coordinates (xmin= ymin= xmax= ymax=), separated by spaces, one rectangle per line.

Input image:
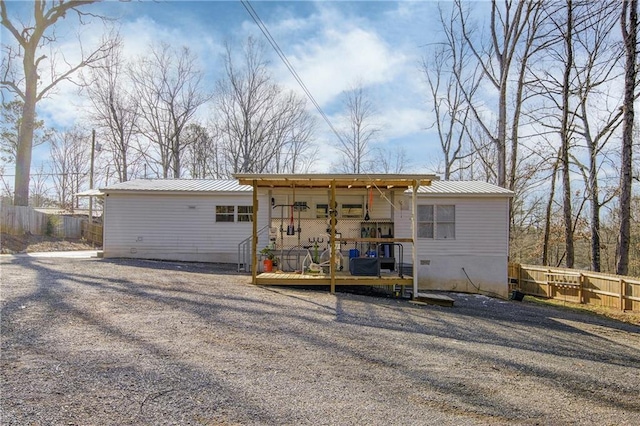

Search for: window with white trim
xmin=417 ymin=205 xmax=455 ymax=239
xmin=237 ymin=205 xmax=253 ymax=222
xmin=216 ymin=205 xmax=235 ymax=222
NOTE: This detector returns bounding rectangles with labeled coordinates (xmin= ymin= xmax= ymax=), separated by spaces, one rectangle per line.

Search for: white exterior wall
xmin=103 ymin=192 xmax=268 ymax=263
xmin=396 ymin=195 xmax=510 ymax=297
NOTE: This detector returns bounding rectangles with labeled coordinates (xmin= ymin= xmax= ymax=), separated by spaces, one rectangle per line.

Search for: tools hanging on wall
xmin=287 ymin=184 xmax=296 ymax=235
xmin=364 ymin=187 xmax=372 ymax=221
xmin=287 ymin=204 xmax=295 ymax=235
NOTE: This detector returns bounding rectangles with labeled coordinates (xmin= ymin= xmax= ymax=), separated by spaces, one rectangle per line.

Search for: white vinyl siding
xmin=103 ymin=193 xmax=268 ymax=263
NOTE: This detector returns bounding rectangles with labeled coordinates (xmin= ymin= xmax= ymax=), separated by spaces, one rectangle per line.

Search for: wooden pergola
xmin=234 ymin=174 xmax=437 ymax=296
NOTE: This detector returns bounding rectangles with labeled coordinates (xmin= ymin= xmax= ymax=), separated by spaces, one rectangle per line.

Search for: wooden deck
xmin=255 ymin=271 xmax=413 ymax=287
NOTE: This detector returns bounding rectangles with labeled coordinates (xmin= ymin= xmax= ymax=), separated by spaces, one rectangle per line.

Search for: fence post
xmin=578 ymin=273 xmax=584 ymax=304
xmin=620 ymin=279 xmax=626 ymax=311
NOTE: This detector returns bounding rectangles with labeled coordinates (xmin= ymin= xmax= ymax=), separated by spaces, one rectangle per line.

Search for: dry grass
xmin=526 ymin=295 xmax=640 ymax=325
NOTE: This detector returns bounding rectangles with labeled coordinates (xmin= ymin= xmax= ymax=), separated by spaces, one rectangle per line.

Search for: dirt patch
xmin=0 ymin=232 xmax=99 ymax=254
xmin=2 ymin=256 xmax=639 ymax=425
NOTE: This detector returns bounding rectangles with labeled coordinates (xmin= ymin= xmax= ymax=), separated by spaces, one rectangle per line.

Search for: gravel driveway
xmin=2 ymin=255 xmax=639 ymax=425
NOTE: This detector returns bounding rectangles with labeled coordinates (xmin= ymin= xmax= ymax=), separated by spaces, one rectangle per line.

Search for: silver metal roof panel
xmin=101 ymin=179 xmax=252 ymax=193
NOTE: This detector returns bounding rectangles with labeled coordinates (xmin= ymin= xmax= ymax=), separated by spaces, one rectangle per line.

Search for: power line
xmin=239 ymin=1 xmax=414 ymax=211
xmin=240 ymin=0 xmax=345 ymax=146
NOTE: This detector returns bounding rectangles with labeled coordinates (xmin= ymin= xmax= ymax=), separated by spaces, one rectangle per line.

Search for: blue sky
xmin=2 ymin=0 xmax=461 ymax=175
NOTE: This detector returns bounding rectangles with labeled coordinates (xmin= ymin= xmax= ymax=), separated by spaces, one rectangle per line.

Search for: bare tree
xmin=82 ymin=38 xmax=141 ymax=183
xmin=130 ymin=42 xmax=211 ymax=178
xmin=617 ymin=0 xmax=638 ymax=275
xmin=182 ymin=123 xmax=221 ymax=179
xmin=423 ymin=3 xmax=476 ymax=180
xmin=29 ymin=163 xmax=52 ymax=208
xmin=49 ymin=128 xmax=90 ymax=210
xmin=557 ymin=0 xmax=577 ymax=268
xmin=333 ymin=83 xmax=379 ymax=174
xmin=570 ymin=2 xmax=624 ymax=271
xmin=454 ymin=0 xmax=544 ymax=188
xmin=371 ymin=145 xmax=412 ymax=174
xmin=1 ymin=0 xmax=115 ymax=205
xmin=214 ymin=37 xmax=316 ymax=175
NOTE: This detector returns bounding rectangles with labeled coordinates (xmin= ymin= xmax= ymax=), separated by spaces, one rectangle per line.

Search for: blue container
xmin=349 ymin=248 xmax=360 ymax=258
xmin=366 ymin=250 xmax=377 ymax=258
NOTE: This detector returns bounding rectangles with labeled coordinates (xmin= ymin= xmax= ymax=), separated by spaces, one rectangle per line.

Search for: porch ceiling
xmin=234 ymin=173 xmax=438 ymax=189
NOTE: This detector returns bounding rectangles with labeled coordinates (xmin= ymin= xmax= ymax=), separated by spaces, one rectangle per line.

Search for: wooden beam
xmin=236 ymin=176 xmax=432 ymax=189
xmin=339 ymin=237 xmax=413 ymax=243
xmin=412 ymin=180 xmax=419 ymax=300
xmin=251 ymin=180 xmax=258 ymax=285
xmin=330 ymin=180 xmax=336 ymax=294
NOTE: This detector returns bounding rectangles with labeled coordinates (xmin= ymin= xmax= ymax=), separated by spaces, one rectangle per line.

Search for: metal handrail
xmin=237 ymin=224 xmax=270 ymax=272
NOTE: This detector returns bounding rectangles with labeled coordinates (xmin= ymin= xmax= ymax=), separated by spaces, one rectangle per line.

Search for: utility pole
xmin=89 ymin=129 xmax=96 ymax=223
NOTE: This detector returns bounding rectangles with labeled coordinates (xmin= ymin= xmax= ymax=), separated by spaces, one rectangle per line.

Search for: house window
xmin=316 ymin=203 xmax=328 ymax=219
xmin=216 ymin=205 xmax=235 ymax=222
xmin=417 ymin=205 xmax=434 ymax=238
xmin=237 ymin=206 xmax=253 ymax=222
xmin=341 ymin=203 xmax=363 ymax=218
xmin=436 ymin=205 xmax=455 ymax=239
xmin=417 ymin=205 xmax=455 ymax=239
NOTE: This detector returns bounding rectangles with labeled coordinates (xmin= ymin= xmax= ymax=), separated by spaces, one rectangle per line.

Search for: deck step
xmin=413 ymin=292 xmax=455 ymax=307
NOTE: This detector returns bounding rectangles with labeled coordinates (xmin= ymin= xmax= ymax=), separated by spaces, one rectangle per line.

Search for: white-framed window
xmin=417 ymin=204 xmax=455 ymax=239
xmin=216 ymin=205 xmax=254 ymax=222
xmin=216 ymin=205 xmax=235 ymax=222
xmin=417 ymin=205 xmax=434 ymax=238
xmin=436 ymin=205 xmax=455 ymax=239
xmin=237 ymin=205 xmax=253 ymax=222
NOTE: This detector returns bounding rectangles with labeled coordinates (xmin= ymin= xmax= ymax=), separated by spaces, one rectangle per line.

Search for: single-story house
xmin=100 ymin=174 xmax=513 ymax=297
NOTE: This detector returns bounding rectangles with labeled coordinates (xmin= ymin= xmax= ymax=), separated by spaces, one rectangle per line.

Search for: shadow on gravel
xmin=3 ymin=256 xmax=640 ymax=424
xmin=1 ymin=256 xmax=295 ymax=425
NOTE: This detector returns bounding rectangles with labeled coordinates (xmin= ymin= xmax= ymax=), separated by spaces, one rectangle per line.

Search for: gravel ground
xmin=1 ymin=255 xmax=640 ymax=425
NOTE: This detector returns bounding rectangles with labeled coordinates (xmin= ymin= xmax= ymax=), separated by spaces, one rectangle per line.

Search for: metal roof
xmin=99 ymin=178 xmax=512 ymax=197
xmin=100 ymin=179 xmax=252 ymax=193
xmin=415 ymin=180 xmax=514 ymax=197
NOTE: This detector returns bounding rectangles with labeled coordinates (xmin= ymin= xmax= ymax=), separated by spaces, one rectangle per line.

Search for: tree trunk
xmin=14 ymin=49 xmax=38 ymax=206
xmin=543 ymin=159 xmax=560 ymax=266
xmin=561 ymin=0 xmax=575 ymax=268
xmin=589 ymin=154 xmax=601 ymax=272
xmin=616 ymin=0 xmax=637 ymax=276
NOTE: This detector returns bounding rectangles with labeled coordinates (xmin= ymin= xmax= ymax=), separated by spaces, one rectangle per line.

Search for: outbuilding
xmin=101 ymin=175 xmax=513 ymax=297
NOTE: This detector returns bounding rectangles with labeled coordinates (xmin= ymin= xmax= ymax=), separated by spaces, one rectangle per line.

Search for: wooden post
xmin=330 ymin=180 xmax=336 ymax=294
xmin=251 ymin=180 xmax=258 ymax=285
xmin=412 ymin=180 xmax=419 ymax=300
xmin=578 ymin=273 xmax=584 ymax=304
xmin=89 ymin=129 xmax=95 ymax=224
xmin=620 ymin=278 xmax=626 ymax=311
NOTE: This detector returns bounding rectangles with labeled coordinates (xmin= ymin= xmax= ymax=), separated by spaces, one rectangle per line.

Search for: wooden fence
xmin=0 ymin=204 xmax=86 ymax=239
xmin=81 ymin=221 xmax=103 ymax=246
xmin=509 ymin=263 xmax=640 ymax=312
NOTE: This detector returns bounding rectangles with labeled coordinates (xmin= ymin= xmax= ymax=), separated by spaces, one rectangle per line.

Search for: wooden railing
xmin=509 ymin=263 xmax=640 ymax=312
